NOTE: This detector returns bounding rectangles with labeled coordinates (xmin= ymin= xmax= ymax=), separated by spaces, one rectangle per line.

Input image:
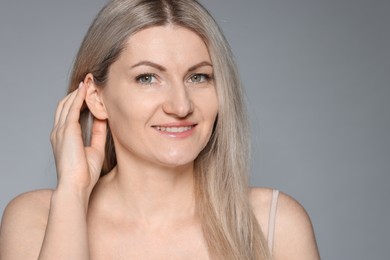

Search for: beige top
xmin=268 ymin=189 xmax=280 ymax=255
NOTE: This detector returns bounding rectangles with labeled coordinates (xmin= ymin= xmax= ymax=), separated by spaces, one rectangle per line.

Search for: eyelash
xmin=188 ymin=73 xmax=213 ymax=84
xmin=134 ymin=73 xmax=214 ymax=85
xmin=135 ymin=73 xmax=157 ymax=85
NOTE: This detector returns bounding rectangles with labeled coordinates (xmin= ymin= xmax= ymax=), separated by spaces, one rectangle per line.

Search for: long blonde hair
xmin=68 ymin=0 xmax=271 ymax=259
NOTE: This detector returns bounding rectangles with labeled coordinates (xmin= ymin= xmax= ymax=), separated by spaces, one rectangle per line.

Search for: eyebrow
xmin=130 ymin=61 xmax=213 ymax=72
xmin=188 ymin=61 xmax=213 ymax=72
xmin=130 ymin=61 xmax=166 ymax=71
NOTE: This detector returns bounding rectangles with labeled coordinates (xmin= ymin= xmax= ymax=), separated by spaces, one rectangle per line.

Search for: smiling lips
xmin=155 ymin=126 xmax=194 ymax=133
xmin=152 ymin=124 xmax=197 ymax=137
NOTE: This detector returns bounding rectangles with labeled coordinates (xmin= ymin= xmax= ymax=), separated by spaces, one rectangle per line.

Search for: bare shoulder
xmin=249 ymin=187 xmax=274 ymax=235
xmin=249 ymin=187 xmax=320 ymax=259
xmin=0 ymin=189 xmax=53 ymax=259
xmin=1 ymin=189 xmax=53 ymax=222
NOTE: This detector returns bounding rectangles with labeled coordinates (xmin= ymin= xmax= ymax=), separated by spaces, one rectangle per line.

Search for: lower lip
xmin=153 ymin=126 xmax=196 ymax=138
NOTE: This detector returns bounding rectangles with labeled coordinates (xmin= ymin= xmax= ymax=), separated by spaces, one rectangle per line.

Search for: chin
xmin=154 ymin=154 xmax=197 ymax=169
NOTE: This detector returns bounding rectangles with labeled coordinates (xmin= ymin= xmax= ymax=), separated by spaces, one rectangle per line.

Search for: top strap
xmin=267 ymin=189 xmax=279 ymax=255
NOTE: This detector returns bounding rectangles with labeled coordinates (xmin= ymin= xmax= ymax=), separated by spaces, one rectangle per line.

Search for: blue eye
xmin=188 ymin=73 xmax=211 ymax=83
xmin=136 ymin=73 xmax=157 ymax=84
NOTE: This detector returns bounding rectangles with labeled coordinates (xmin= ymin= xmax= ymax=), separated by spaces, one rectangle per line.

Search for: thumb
xmin=90 ymin=118 xmax=107 ymax=153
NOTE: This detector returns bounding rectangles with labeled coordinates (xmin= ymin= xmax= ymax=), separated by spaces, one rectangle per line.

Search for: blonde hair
xmin=68 ymin=0 xmax=271 ymax=259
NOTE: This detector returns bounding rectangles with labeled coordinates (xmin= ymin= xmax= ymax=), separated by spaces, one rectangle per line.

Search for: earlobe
xmin=84 ymin=73 xmax=108 ymax=120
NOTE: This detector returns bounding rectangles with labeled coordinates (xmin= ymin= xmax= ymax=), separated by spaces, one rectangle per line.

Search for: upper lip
xmin=151 ymin=122 xmax=197 ymax=127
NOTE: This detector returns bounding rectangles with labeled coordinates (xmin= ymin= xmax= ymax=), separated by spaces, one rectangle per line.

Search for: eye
xmin=188 ymin=73 xmax=212 ymax=83
xmin=136 ymin=73 xmax=157 ymax=85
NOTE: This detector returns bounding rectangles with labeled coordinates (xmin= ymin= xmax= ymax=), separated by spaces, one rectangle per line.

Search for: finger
xmin=56 ymin=86 xmax=80 ymax=127
xmin=54 ymin=90 xmax=76 ymax=127
xmin=51 ymin=89 xmax=79 ymax=146
xmin=90 ymin=118 xmax=107 ymax=153
xmin=65 ymin=82 xmax=88 ymax=123
xmin=58 ymin=82 xmax=86 ymax=126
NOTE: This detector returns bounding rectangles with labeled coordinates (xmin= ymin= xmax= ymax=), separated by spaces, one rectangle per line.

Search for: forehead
xmin=119 ymin=25 xmax=211 ymax=66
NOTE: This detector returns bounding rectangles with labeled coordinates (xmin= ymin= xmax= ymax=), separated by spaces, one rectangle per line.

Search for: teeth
xmin=155 ymin=126 xmax=193 ymax=133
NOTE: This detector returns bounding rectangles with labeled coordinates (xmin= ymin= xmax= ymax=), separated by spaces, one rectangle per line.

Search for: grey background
xmin=0 ymin=0 xmax=389 ymax=259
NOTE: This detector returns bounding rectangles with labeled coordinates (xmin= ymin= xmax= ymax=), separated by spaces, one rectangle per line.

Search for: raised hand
xmin=50 ymin=82 xmax=107 ymax=196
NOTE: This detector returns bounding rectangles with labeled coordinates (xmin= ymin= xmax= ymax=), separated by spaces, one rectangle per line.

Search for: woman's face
xmin=100 ymin=25 xmax=218 ymax=168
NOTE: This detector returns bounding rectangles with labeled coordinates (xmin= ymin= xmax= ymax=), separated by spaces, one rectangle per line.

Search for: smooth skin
xmin=0 ymin=26 xmax=320 ymax=259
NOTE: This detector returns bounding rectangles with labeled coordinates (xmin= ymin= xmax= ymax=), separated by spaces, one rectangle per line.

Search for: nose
xmin=162 ymin=82 xmax=194 ymax=118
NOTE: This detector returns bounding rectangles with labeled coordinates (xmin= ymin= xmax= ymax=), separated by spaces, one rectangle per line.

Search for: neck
xmin=99 ymin=156 xmax=197 ymax=229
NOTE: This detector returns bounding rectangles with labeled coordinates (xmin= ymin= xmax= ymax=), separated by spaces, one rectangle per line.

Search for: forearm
xmin=38 ymin=187 xmax=90 ymax=260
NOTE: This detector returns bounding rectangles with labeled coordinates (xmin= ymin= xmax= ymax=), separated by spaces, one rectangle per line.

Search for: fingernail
xmin=78 ymin=82 xmax=83 ymax=89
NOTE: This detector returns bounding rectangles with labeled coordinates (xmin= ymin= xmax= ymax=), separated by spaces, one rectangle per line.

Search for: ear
xmin=84 ymin=73 xmax=108 ymax=120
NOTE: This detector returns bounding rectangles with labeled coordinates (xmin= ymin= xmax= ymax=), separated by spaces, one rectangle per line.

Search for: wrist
xmin=52 ymin=185 xmax=91 ymax=210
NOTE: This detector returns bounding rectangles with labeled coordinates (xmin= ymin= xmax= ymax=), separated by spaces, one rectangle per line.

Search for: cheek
xmin=104 ymin=93 xmax=159 ymax=133
xmin=206 ymin=105 xmax=218 ymax=128
xmin=207 ymin=95 xmax=219 ymax=135
xmin=199 ymin=92 xmax=218 ymax=121
xmin=104 ymin=96 xmax=138 ymax=134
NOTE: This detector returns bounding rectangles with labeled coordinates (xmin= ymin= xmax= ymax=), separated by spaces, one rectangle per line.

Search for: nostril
xmin=162 ymin=93 xmax=194 ymax=118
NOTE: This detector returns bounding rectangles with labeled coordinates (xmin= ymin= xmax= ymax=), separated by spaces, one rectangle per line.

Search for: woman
xmin=0 ymin=0 xmax=319 ymax=259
